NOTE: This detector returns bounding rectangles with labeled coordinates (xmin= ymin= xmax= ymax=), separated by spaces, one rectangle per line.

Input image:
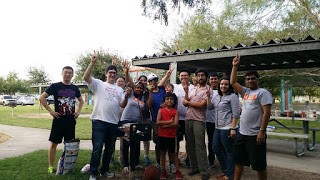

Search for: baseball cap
xmin=147 ymin=73 xmax=158 ymax=82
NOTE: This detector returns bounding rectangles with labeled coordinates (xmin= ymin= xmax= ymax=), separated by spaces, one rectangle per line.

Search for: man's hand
xmin=183 ymin=85 xmax=189 ymax=94
xmin=206 ymin=86 xmax=211 ymax=97
xmin=121 ymin=60 xmax=131 ymax=74
xmin=91 ymin=50 xmax=99 ymax=63
xmin=112 ymin=56 xmax=118 ymax=65
xmin=232 ymin=53 xmax=240 ymax=67
xmin=74 ymin=112 xmax=80 ymax=119
xmin=256 ymin=131 xmax=265 ymax=145
xmin=230 ymin=130 xmax=236 ymax=139
xmin=165 ymin=68 xmax=175 ymax=78
xmin=49 ymin=110 xmax=60 ymax=119
xmin=183 ymin=99 xmax=189 ymax=107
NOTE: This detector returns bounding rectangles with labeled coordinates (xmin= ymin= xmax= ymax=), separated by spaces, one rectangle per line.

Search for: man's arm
xmin=230 ymin=53 xmax=243 ymax=95
xmin=83 ymin=52 xmax=98 ymax=84
xmin=183 ymin=99 xmax=207 ymax=108
xmin=39 ymin=92 xmax=60 ymax=119
xmin=257 ymin=104 xmax=272 ymax=144
xmin=158 ymin=68 xmax=174 ymax=87
xmin=75 ymin=96 xmax=84 ymax=119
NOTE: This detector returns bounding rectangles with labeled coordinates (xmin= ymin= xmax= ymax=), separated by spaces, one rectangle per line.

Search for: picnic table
xmin=268 ymin=116 xmax=317 ymax=157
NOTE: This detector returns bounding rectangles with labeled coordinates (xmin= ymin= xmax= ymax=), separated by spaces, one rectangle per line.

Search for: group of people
xmin=39 ymin=53 xmax=272 ymax=180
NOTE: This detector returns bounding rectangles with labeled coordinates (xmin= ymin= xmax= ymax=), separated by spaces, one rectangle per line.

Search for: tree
xmin=74 ymin=49 xmax=126 ymax=82
xmin=2 ymin=72 xmax=28 ymax=94
xmin=27 ymin=66 xmax=51 ymax=84
xmin=141 ymin=0 xmax=211 ymax=25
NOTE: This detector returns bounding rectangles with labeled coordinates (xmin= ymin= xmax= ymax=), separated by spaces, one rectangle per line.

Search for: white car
xmin=16 ymin=96 xmax=35 ymax=106
xmin=0 ymin=95 xmax=17 ymax=106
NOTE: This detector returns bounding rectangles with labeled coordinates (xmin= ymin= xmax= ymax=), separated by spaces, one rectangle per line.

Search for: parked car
xmin=46 ymin=95 xmax=54 ymax=105
xmin=16 ymin=96 xmax=35 ymax=106
xmin=0 ymin=95 xmax=17 ymax=106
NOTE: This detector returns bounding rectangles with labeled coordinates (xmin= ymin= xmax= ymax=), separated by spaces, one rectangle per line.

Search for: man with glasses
xmin=83 ymin=52 xmax=131 ymax=180
xmin=230 ymin=54 xmax=272 ymax=180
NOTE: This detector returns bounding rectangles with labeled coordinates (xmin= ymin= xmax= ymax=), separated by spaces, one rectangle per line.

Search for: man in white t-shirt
xmin=83 ymin=52 xmax=131 ymax=180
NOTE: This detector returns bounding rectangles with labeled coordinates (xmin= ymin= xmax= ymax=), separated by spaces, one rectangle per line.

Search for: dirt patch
xmin=0 ymin=132 xmax=11 ymax=144
xmin=100 ymin=165 xmax=320 ymax=180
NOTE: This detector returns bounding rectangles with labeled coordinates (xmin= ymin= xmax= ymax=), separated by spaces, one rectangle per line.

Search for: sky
xmin=0 ymin=0 xmax=185 ymax=82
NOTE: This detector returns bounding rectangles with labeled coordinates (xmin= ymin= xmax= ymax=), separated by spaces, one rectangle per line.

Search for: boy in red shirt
xmin=157 ymin=93 xmax=182 ymax=180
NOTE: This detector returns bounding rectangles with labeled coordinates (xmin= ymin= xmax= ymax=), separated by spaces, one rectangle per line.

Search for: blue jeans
xmin=90 ymin=120 xmax=117 ymax=175
xmin=213 ymin=129 xmax=237 ymax=178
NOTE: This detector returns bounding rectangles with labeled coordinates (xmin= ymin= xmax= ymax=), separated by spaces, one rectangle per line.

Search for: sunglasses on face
xmin=245 ymin=77 xmax=257 ymax=81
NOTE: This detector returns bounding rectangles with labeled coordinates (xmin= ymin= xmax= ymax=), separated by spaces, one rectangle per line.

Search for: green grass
xmin=0 ymin=150 xmax=122 ymax=180
xmin=1 ymin=102 xmax=320 ymax=143
xmin=0 ymin=102 xmax=93 ymax=139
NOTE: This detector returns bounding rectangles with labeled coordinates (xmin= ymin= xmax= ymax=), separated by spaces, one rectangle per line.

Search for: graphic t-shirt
xmin=240 ymin=87 xmax=273 ymax=136
xmin=45 ymin=82 xmax=81 ymax=116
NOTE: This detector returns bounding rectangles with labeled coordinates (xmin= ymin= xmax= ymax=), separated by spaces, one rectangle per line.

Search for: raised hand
xmin=206 ymin=86 xmax=211 ymax=97
xmin=121 ymin=60 xmax=131 ymax=74
xmin=232 ymin=53 xmax=240 ymax=66
xmin=166 ymin=67 xmax=175 ymax=77
xmin=91 ymin=50 xmax=99 ymax=63
xmin=112 ymin=56 xmax=118 ymax=65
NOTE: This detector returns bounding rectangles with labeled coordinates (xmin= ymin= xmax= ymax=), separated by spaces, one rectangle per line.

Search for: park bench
xmin=273 ymin=126 xmax=320 ymax=150
xmin=267 ymin=131 xmax=309 ymax=157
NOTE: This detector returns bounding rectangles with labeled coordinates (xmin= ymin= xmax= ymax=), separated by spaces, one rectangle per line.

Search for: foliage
xmin=74 ymin=49 xmax=126 ymax=82
xmin=141 ymin=0 xmax=211 ymax=25
xmin=27 ymin=66 xmax=51 ymax=84
xmin=1 ymin=72 xmax=29 ymax=94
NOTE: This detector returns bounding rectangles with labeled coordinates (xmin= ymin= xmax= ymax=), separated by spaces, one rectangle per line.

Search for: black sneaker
xmin=188 ymin=169 xmax=200 ymax=176
xmin=201 ymin=173 xmax=210 ymax=180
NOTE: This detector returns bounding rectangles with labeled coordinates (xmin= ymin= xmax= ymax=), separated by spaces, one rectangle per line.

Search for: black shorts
xmin=234 ymin=133 xmax=267 ymax=171
xmin=158 ymin=137 xmax=177 ymax=154
xmin=49 ymin=116 xmax=76 ymax=144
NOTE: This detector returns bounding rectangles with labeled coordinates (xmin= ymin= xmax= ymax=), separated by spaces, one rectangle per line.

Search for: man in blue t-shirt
xmin=39 ymin=66 xmax=84 ymax=174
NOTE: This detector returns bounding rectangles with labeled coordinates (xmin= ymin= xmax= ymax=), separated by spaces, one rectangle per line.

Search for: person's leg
xmin=193 ymin=121 xmax=208 ymax=176
xmin=90 ymin=120 xmax=106 ymax=176
xmin=48 ymin=119 xmax=63 ymax=172
xmin=220 ymin=129 xmax=236 ymax=179
xmin=206 ymin=122 xmax=215 ymax=166
xmin=233 ymin=133 xmax=249 ymax=180
xmin=160 ymin=150 xmax=167 ymax=171
xmin=143 ymin=141 xmax=150 ymax=165
xmin=212 ymin=129 xmax=226 ymax=175
xmin=48 ymin=142 xmax=58 ymax=167
xmin=122 ymin=139 xmax=130 ymax=167
xmin=257 ymin=170 xmax=267 ymax=180
xmin=185 ymin=120 xmax=198 ymax=172
xmin=100 ymin=123 xmax=117 ymax=174
xmin=247 ymin=134 xmax=267 ymax=180
xmin=234 ymin=164 xmax=244 ymax=180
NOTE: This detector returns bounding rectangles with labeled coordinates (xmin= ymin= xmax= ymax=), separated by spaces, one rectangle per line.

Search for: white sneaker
xmin=100 ymin=171 xmax=115 ymax=178
xmin=81 ymin=164 xmax=90 ymax=174
xmin=89 ymin=174 xmax=96 ymax=180
xmin=123 ymin=167 xmax=129 ymax=175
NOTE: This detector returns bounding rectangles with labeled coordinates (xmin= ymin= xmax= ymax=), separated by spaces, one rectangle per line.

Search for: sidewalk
xmin=0 ymin=124 xmax=320 ymax=174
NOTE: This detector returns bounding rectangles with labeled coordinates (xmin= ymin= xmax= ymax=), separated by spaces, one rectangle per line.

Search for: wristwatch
xmin=259 ymin=128 xmax=266 ymax=132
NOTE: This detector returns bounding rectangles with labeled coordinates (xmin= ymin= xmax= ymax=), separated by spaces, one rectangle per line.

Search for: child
xmin=156 ymin=93 xmax=182 ymax=180
xmin=165 ymin=83 xmax=178 ymax=108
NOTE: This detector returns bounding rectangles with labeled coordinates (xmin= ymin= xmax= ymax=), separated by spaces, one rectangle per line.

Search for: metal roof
xmin=132 ymin=35 xmax=320 ymax=73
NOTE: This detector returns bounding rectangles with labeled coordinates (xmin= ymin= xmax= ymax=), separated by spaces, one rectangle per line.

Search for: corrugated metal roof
xmin=132 ymin=36 xmax=320 ymax=73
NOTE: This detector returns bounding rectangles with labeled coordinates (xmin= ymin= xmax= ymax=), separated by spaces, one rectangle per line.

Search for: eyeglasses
xmin=245 ymin=77 xmax=257 ymax=81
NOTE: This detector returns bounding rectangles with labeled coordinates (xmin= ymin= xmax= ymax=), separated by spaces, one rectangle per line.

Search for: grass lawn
xmin=0 ymin=102 xmax=93 ymax=140
xmin=0 ymin=149 xmax=123 ymax=180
